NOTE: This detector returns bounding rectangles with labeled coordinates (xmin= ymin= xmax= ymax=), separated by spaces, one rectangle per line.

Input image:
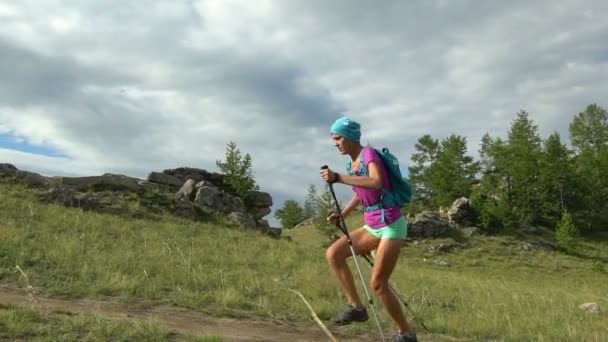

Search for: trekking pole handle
xmin=321 ymin=165 xmax=351 ymax=237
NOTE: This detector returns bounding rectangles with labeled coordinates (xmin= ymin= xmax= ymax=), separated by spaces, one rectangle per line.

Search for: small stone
xmin=579 ymin=303 xmax=600 ymax=314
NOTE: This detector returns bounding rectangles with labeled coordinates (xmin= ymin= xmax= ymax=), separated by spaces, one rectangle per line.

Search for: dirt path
xmin=0 ymin=286 xmax=463 ymax=341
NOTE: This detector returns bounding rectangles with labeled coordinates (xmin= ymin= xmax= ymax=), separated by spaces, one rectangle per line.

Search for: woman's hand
xmin=327 ymin=212 xmax=341 ymax=225
xmin=320 ymin=167 xmax=338 ymax=183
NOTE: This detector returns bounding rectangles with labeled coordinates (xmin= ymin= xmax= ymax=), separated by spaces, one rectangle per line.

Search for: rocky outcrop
xmin=0 ymin=163 xmax=17 ymax=177
xmin=59 ymin=174 xmax=141 ymax=192
xmin=2 ymin=164 xmax=276 ymax=235
xmin=16 ymin=170 xmax=50 ymax=188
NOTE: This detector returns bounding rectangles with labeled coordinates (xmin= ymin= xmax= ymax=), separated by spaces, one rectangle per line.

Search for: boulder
xmin=229 ymin=212 xmax=257 ymax=229
xmin=408 ymin=211 xmax=452 ymax=238
xmin=246 ymin=190 xmax=273 ymax=207
xmin=174 ymin=199 xmax=208 ymax=220
xmin=147 ymin=172 xmax=184 ymax=189
xmin=175 ymin=179 xmax=197 ymax=201
xmin=245 ymin=190 xmax=273 ymax=219
xmin=257 ymin=219 xmax=271 ymax=232
xmin=447 ymin=197 xmax=473 ymax=226
xmin=162 ymin=167 xmax=225 ymax=187
xmin=137 ymin=180 xmax=174 ymax=192
xmin=74 ymin=191 xmax=127 ymax=215
xmin=194 ymin=185 xmax=247 ymax=214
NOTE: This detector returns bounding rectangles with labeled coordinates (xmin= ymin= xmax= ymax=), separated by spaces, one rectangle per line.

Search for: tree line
xmin=275 ymin=103 xmax=608 ymax=238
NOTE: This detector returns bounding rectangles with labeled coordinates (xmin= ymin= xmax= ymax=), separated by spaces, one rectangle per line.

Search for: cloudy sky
xmin=1 ymin=1 xmax=607 ymax=227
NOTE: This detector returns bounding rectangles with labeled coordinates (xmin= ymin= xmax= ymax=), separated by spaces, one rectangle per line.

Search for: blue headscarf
xmin=330 ymin=117 xmax=361 ymax=143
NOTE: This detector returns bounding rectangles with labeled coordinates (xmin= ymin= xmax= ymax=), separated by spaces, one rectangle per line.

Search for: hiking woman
xmin=320 ymin=117 xmax=417 ymax=342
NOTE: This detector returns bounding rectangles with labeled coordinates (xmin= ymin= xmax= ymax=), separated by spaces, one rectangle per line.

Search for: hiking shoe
xmin=331 ymin=305 xmax=369 ymax=325
xmin=393 ymin=333 xmax=418 ymax=342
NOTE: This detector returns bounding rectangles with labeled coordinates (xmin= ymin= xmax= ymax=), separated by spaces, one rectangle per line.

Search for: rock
xmin=195 ymin=180 xmax=213 ymax=189
xmin=251 ymin=206 xmax=272 ymax=220
xmin=147 ymin=172 xmax=184 ymax=189
xmin=522 ymin=225 xmax=538 ymax=234
xmin=137 ymin=180 xmax=174 ymax=192
xmin=75 ymin=191 xmax=127 ymax=215
xmin=229 ymin=212 xmax=257 ymax=229
xmin=0 ymin=163 xmax=18 ymax=177
xmin=447 ymin=197 xmax=473 ymax=226
xmin=523 ymin=239 xmax=557 ymax=251
xmin=174 ymin=199 xmax=207 ymax=220
xmin=16 ymin=170 xmax=50 ymax=188
xmin=42 ymin=187 xmax=76 ymax=206
xmin=257 ymin=219 xmax=271 ymax=231
xmin=463 ymin=227 xmax=481 ymax=237
xmin=59 ymin=174 xmax=141 ymax=192
xmin=246 ymin=191 xmax=273 ymax=207
xmin=267 ymin=227 xmax=282 ymax=239
xmin=409 ymin=211 xmax=452 ymax=238
xmin=162 ymin=167 xmax=225 ymax=187
xmin=175 ymin=179 xmax=197 ymax=201
xmin=579 ymin=303 xmax=600 ymax=314
xmin=245 ymin=191 xmax=273 ymax=220
xmin=429 ymin=242 xmax=462 ymax=253
xmin=434 ymin=260 xmax=450 ymax=267
xmin=194 ymin=185 xmax=247 ymax=214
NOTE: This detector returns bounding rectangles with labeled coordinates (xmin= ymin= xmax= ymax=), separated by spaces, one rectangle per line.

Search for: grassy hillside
xmin=0 ymin=181 xmax=606 ymax=341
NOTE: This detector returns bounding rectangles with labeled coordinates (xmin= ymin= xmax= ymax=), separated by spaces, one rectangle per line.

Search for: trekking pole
xmin=321 ymin=165 xmax=385 ymax=341
xmin=358 ymin=253 xmax=430 ymax=333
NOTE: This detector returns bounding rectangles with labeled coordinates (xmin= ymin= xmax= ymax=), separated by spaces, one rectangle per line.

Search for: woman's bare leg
xmin=325 ymin=227 xmax=379 ymax=308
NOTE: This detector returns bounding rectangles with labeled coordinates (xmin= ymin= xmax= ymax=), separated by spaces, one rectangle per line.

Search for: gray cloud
xmin=0 ymin=0 xmax=607 ymax=227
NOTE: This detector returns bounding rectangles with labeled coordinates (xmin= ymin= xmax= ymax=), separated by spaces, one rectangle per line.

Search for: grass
xmin=1 ymin=181 xmax=607 ymax=341
xmin=0 ymin=304 xmax=222 ymax=341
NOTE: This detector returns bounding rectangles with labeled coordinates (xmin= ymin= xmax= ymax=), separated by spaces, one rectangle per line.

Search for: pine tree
xmin=303 ymin=184 xmax=319 ymax=219
xmin=569 ymin=104 xmax=608 ymax=231
xmin=216 ymin=141 xmax=259 ymax=198
xmin=409 ymin=134 xmax=440 ymax=206
xmin=425 ymin=134 xmax=480 ymax=208
xmin=555 ymin=211 xmax=579 ymax=253
xmin=274 ymin=200 xmax=304 ymax=229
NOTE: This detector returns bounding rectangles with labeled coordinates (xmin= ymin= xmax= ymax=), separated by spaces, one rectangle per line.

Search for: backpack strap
xmin=357 ymin=147 xmax=391 ymax=223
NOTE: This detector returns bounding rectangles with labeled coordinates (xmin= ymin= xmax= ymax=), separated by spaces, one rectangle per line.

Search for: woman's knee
xmin=325 ymin=242 xmax=347 ymax=265
xmin=369 ymin=276 xmax=389 ymax=295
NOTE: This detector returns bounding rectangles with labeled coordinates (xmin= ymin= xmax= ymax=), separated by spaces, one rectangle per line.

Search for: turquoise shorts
xmin=363 ymin=216 xmax=407 ymax=240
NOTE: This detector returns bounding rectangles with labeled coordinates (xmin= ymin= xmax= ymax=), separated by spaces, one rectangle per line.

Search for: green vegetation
xmin=0 ymin=181 xmax=606 ymax=341
xmin=0 ymin=305 xmax=221 ymax=341
xmin=274 ymin=199 xmax=305 ymax=229
xmin=402 ymin=104 xmax=608 ymax=236
xmin=215 ymin=141 xmax=259 ymax=198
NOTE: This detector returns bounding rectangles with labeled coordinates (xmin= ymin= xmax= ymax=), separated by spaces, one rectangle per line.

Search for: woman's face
xmin=331 ymin=133 xmax=352 ymax=155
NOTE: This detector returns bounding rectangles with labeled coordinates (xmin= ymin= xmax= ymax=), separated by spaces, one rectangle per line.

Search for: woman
xmin=320 ymin=117 xmax=417 ymax=342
